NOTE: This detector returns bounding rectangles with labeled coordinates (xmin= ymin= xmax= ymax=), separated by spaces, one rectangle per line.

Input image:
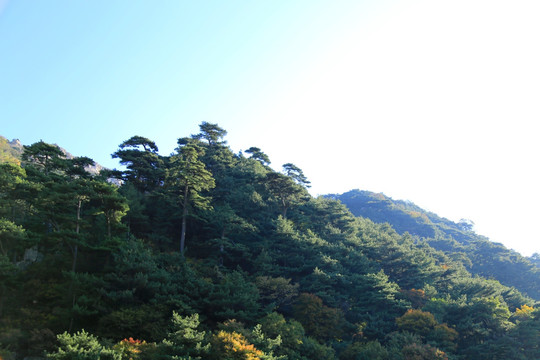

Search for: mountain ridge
xmin=330 ymin=189 xmax=540 ymax=300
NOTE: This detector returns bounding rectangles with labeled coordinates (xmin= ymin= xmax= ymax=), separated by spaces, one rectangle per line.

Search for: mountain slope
xmin=2 ymin=129 xmax=539 ymax=359
xmin=0 ymin=136 xmax=23 ymax=165
xmin=331 ymin=189 xmax=540 ymax=300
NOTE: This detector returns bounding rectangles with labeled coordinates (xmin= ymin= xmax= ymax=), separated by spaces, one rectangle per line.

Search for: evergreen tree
xmin=245 ymin=147 xmax=271 ymax=165
xmin=112 ymin=136 xmax=165 ymax=193
xmin=168 ymin=143 xmax=215 ymax=255
xmin=46 ymin=330 xmax=121 ymax=360
xmin=162 ymin=312 xmax=210 ymax=359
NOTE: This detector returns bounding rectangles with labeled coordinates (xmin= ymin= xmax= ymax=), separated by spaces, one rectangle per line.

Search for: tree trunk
xmin=68 ymin=198 xmax=81 ymax=332
xmin=72 ymin=198 xmax=81 ymax=273
xmin=106 ymin=211 xmax=112 ymax=240
xmin=0 ymin=289 xmax=5 ymax=318
xmin=180 ymin=184 xmax=189 ymax=255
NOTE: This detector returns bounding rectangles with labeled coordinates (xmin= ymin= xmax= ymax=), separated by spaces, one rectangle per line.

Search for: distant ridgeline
xmin=329 ymin=189 xmax=540 ymax=300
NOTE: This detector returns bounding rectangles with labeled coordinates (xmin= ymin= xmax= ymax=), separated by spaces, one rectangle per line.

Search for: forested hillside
xmin=331 ymin=190 xmax=540 ymax=300
xmin=0 ymin=136 xmax=23 ymax=165
xmin=1 ymin=124 xmax=538 ymax=360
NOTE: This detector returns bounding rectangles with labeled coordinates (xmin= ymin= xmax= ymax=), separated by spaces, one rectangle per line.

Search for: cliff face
xmin=8 ymin=138 xmax=23 ymax=151
xmin=56 ymin=144 xmax=104 ymax=175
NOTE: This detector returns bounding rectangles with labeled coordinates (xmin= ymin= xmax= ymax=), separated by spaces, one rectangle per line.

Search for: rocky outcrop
xmin=1 ymin=135 xmax=106 ymax=176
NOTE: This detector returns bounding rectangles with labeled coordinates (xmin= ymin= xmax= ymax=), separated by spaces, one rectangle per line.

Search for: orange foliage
xmin=122 ymin=337 xmax=143 ymax=345
xmin=515 ymin=304 xmax=535 ymax=320
xmin=212 ymin=331 xmax=263 ymax=360
xmin=114 ymin=337 xmax=148 ymax=359
xmin=400 ymin=288 xmax=427 ymax=308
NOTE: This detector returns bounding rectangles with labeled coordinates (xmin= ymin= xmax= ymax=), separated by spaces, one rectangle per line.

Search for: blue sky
xmin=1 ymin=0 xmax=539 ymax=256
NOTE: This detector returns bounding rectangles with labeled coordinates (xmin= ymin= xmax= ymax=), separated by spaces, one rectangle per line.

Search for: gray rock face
xmin=56 ymin=145 xmax=104 ymax=176
xmin=17 ymin=246 xmax=43 ymax=269
xmin=9 ymin=138 xmax=23 ymax=150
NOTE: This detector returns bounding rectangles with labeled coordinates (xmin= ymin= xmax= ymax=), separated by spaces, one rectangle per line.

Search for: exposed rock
xmin=17 ymin=245 xmax=43 ymax=269
xmin=8 ymin=138 xmax=23 ymax=150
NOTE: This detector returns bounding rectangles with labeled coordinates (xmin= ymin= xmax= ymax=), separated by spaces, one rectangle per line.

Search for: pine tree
xmin=168 ymin=144 xmax=215 ymax=255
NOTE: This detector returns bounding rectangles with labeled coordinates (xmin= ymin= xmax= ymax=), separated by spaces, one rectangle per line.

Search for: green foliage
xmin=396 ymin=309 xmax=438 ymax=337
xmin=265 ymin=171 xmax=309 ymax=219
xmin=46 ymin=330 xmax=121 ymax=360
xmin=3 ymin=126 xmax=538 ymax=359
xmin=0 ymin=136 xmax=22 ymax=165
xmin=400 ymin=343 xmax=448 ymax=360
xmin=423 ymin=296 xmax=513 ymax=350
xmin=168 ymin=142 xmax=215 ymax=254
xmin=250 ymin=324 xmax=284 ymax=360
xmin=208 ymin=271 xmax=261 ymax=323
xmin=297 ymin=336 xmax=335 ymax=360
xmin=259 ymin=313 xmax=306 ymax=359
xmin=0 ymin=218 xmax=27 ymax=258
xmin=340 ymin=340 xmax=389 ymax=360
xmin=162 ymin=312 xmax=210 ymax=359
xmin=282 ymin=163 xmax=310 ymax=188
xmin=112 ymin=136 xmax=165 ymax=193
xmin=99 ymin=241 xmax=211 ymax=340
xmin=254 ymin=276 xmax=299 ymax=311
xmin=168 ymin=144 xmax=215 ymax=211
xmin=334 ymin=189 xmax=540 ymax=300
xmin=0 ymin=163 xmax=32 ymax=227
xmin=395 ymin=309 xmax=458 ymax=353
xmin=97 ymin=305 xmax=167 ymax=343
xmin=194 ymin=122 xmax=228 ymax=145
xmin=245 ymin=147 xmax=271 ymax=165
xmin=22 ymin=141 xmax=66 ymax=174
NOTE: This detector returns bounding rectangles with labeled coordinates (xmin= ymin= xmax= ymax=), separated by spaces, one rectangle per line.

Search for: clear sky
xmin=1 ymin=0 xmax=539 ymax=256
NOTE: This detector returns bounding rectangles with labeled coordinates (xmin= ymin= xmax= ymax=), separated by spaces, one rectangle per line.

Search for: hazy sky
xmin=1 ymin=1 xmax=539 ymax=256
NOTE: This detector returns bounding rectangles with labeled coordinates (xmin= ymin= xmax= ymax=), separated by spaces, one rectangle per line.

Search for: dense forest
xmin=0 ymin=125 xmax=538 ymax=360
xmin=331 ymin=190 xmax=540 ymax=300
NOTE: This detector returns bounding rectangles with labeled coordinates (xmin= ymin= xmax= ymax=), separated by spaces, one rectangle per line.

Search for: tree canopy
xmin=0 ymin=125 xmax=537 ymax=360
